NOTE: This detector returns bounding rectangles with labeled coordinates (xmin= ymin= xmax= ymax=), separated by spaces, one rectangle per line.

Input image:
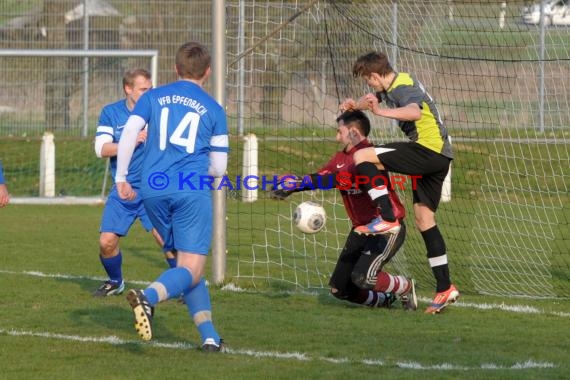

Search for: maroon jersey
xmin=317 ymin=139 xmax=405 ymax=227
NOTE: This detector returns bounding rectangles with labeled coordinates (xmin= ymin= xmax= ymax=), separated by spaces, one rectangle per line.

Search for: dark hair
xmin=175 ymin=41 xmax=211 ymax=80
xmin=352 ymin=52 xmax=393 ymax=78
xmin=122 ymin=68 xmax=151 ymax=89
xmin=336 ymin=110 xmax=371 ymax=137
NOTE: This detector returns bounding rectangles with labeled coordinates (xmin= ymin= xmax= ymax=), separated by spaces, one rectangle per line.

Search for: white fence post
xmin=242 ymin=133 xmax=258 ymax=202
xmin=499 ymin=1 xmax=507 ymax=29
xmin=40 ymin=132 xmax=56 ymax=197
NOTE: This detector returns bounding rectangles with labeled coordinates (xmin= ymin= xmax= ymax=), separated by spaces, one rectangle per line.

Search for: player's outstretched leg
xmin=425 ymin=284 xmax=460 ymax=314
xmin=126 ymin=289 xmax=154 ymax=341
xmin=126 ymin=267 xmax=195 ymax=340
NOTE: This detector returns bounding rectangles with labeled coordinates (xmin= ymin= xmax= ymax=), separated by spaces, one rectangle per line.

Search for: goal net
xmin=224 ymin=0 xmax=570 ymax=298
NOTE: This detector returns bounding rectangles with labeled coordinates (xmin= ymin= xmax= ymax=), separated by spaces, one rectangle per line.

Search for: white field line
xmin=0 ymin=328 xmax=557 ymax=371
xmin=221 ymin=284 xmax=570 ymax=318
xmin=1 ymin=269 xmax=568 ymax=318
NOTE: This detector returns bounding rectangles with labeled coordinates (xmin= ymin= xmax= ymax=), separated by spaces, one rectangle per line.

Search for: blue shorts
xmin=100 ymin=187 xmax=154 ymax=236
xmin=143 ymin=192 xmax=212 ymax=255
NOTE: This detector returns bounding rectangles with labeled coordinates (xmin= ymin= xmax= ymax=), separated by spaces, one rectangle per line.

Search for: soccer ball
xmin=293 ymin=201 xmax=326 ymax=234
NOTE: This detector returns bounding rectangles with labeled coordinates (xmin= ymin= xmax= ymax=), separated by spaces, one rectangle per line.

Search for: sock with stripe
xmin=422 ymin=225 xmax=451 ymax=292
xmin=143 ymin=267 xmax=194 ymax=306
xmin=355 ymin=162 xmax=395 ymax=222
xmin=374 ymin=271 xmax=411 ymax=295
xmin=183 ymin=278 xmax=221 ymax=345
xmin=352 ymin=289 xmax=391 ymax=308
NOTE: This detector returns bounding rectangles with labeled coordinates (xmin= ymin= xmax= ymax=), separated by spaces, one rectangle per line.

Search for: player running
xmin=272 ymin=110 xmax=417 ymax=310
xmin=93 ymin=68 xmax=176 ymax=297
xmin=116 ymin=42 xmax=228 ymax=352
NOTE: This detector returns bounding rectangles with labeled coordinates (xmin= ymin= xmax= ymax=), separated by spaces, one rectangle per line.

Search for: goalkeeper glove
xmin=270 ymin=174 xmax=301 ymax=200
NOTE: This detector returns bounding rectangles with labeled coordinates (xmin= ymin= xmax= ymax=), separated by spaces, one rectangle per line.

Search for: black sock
xmin=421 ymin=225 xmax=451 ymax=292
xmin=355 ymin=162 xmax=395 ymax=222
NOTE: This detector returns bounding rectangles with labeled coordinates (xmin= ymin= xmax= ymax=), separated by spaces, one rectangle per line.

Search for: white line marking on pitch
xmin=221 ymin=283 xmax=569 ymax=318
xmin=0 ymin=270 xmax=568 ymax=318
xmin=0 ymin=328 xmax=557 ymax=371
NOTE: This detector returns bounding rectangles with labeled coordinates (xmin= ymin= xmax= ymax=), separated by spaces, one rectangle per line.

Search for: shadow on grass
xmin=67 ymin=301 xmax=196 ymax=348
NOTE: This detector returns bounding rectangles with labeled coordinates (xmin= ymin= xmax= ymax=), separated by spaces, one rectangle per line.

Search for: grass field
xmin=0 ymin=205 xmax=569 ymax=379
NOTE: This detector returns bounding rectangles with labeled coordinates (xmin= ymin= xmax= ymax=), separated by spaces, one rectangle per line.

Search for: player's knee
xmin=351 ymin=272 xmax=367 ymax=289
xmin=99 ymin=235 xmax=119 ymax=257
xmin=414 ymin=204 xmax=436 ymax=230
xmin=414 ymin=214 xmax=434 ymax=231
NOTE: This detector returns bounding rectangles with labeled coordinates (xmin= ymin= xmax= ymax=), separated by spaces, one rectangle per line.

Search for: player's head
xmin=122 ymin=68 xmax=152 ymax=108
xmin=353 ymin=52 xmax=393 ymax=78
xmin=175 ymin=42 xmax=211 ymax=81
xmin=353 ymin=52 xmax=393 ymax=90
xmin=336 ymin=110 xmax=371 ymax=138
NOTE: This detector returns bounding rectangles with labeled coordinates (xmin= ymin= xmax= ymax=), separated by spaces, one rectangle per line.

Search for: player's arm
xmin=270 ymin=172 xmax=344 ymax=200
xmin=95 ymin=134 xmax=116 ymax=158
xmin=95 ymin=130 xmax=147 ymax=158
xmin=95 ymin=108 xmax=116 ymax=158
xmin=208 ymin=133 xmax=229 ymax=178
xmin=115 ymin=114 xmax=146 ymax=200
xmin=271 ymin=155 xmax=344 ymax=199
xmin=372 ymin=102 xmax=421 ymax=121
xmin=208 ymin=151 xmax=228 ymax=177
xmin=368 ymin=85 xmax=422 ymax=121
xmin=339 ymin=97 xmax=371 ymax=112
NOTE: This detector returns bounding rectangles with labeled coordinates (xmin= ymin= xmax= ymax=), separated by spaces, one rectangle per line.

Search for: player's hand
xmin=117 ymin=182 xmax=137 ymax=201
xmin=362 ymin=93 xmax=384 ymax=114
xmin=136 ymin=130 xmax=147 ymax=145
xmin=0 ymin=184 xmax=10 ymax=207
xmin=270 ymin=174 xmax=300 ymax=200
xmin=339 ymin=98 xmax=357 ymax=112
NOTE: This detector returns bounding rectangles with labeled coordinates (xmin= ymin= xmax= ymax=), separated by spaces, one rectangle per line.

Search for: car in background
xmin=522 ymin=0 xmax=570 ymax=25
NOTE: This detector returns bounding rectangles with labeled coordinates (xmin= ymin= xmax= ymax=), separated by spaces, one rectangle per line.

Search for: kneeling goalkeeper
xmin=271 ymin=110 xmax=417 ymax=310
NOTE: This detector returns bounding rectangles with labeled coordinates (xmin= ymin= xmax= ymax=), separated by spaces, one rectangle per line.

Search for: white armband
xmin=94 ymin=134 xmax=113 ymax=158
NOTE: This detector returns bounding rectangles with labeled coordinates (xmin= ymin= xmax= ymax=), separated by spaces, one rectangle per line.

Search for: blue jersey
xmin=96 ymin=99 xmax=145 ymax=188
xmin=131 ymin=80 xmax=229 ymax=199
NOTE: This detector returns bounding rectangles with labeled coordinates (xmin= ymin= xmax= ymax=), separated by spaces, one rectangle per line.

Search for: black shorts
xmin=328 ymin=221 xmax=406 ymax=297
xmin=375 ymin=142 xmax=451 ymax=211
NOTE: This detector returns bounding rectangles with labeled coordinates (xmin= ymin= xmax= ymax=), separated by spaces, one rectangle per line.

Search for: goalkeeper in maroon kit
xmin=271 ymin=110 xmax=417 ymax=310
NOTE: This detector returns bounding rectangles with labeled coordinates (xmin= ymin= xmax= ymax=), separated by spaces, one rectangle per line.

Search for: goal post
xmin=0 ymin=49 xmax=158 ymax=204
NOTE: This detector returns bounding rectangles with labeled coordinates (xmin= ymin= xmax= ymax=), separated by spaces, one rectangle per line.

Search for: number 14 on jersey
xmin=159 ymin=108 xmax=200 ymax=153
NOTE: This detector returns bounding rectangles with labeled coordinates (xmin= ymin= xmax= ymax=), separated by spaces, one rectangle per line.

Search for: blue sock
xmin=100 ymin=251 xmax=122 ymax=284
xmin=183 ymin=278 xmax=220 ymax=345
xmin=144 ymin=267 xmax=193 ymax=305
xmin=166 ymin=257 xmax=177 ymax=268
